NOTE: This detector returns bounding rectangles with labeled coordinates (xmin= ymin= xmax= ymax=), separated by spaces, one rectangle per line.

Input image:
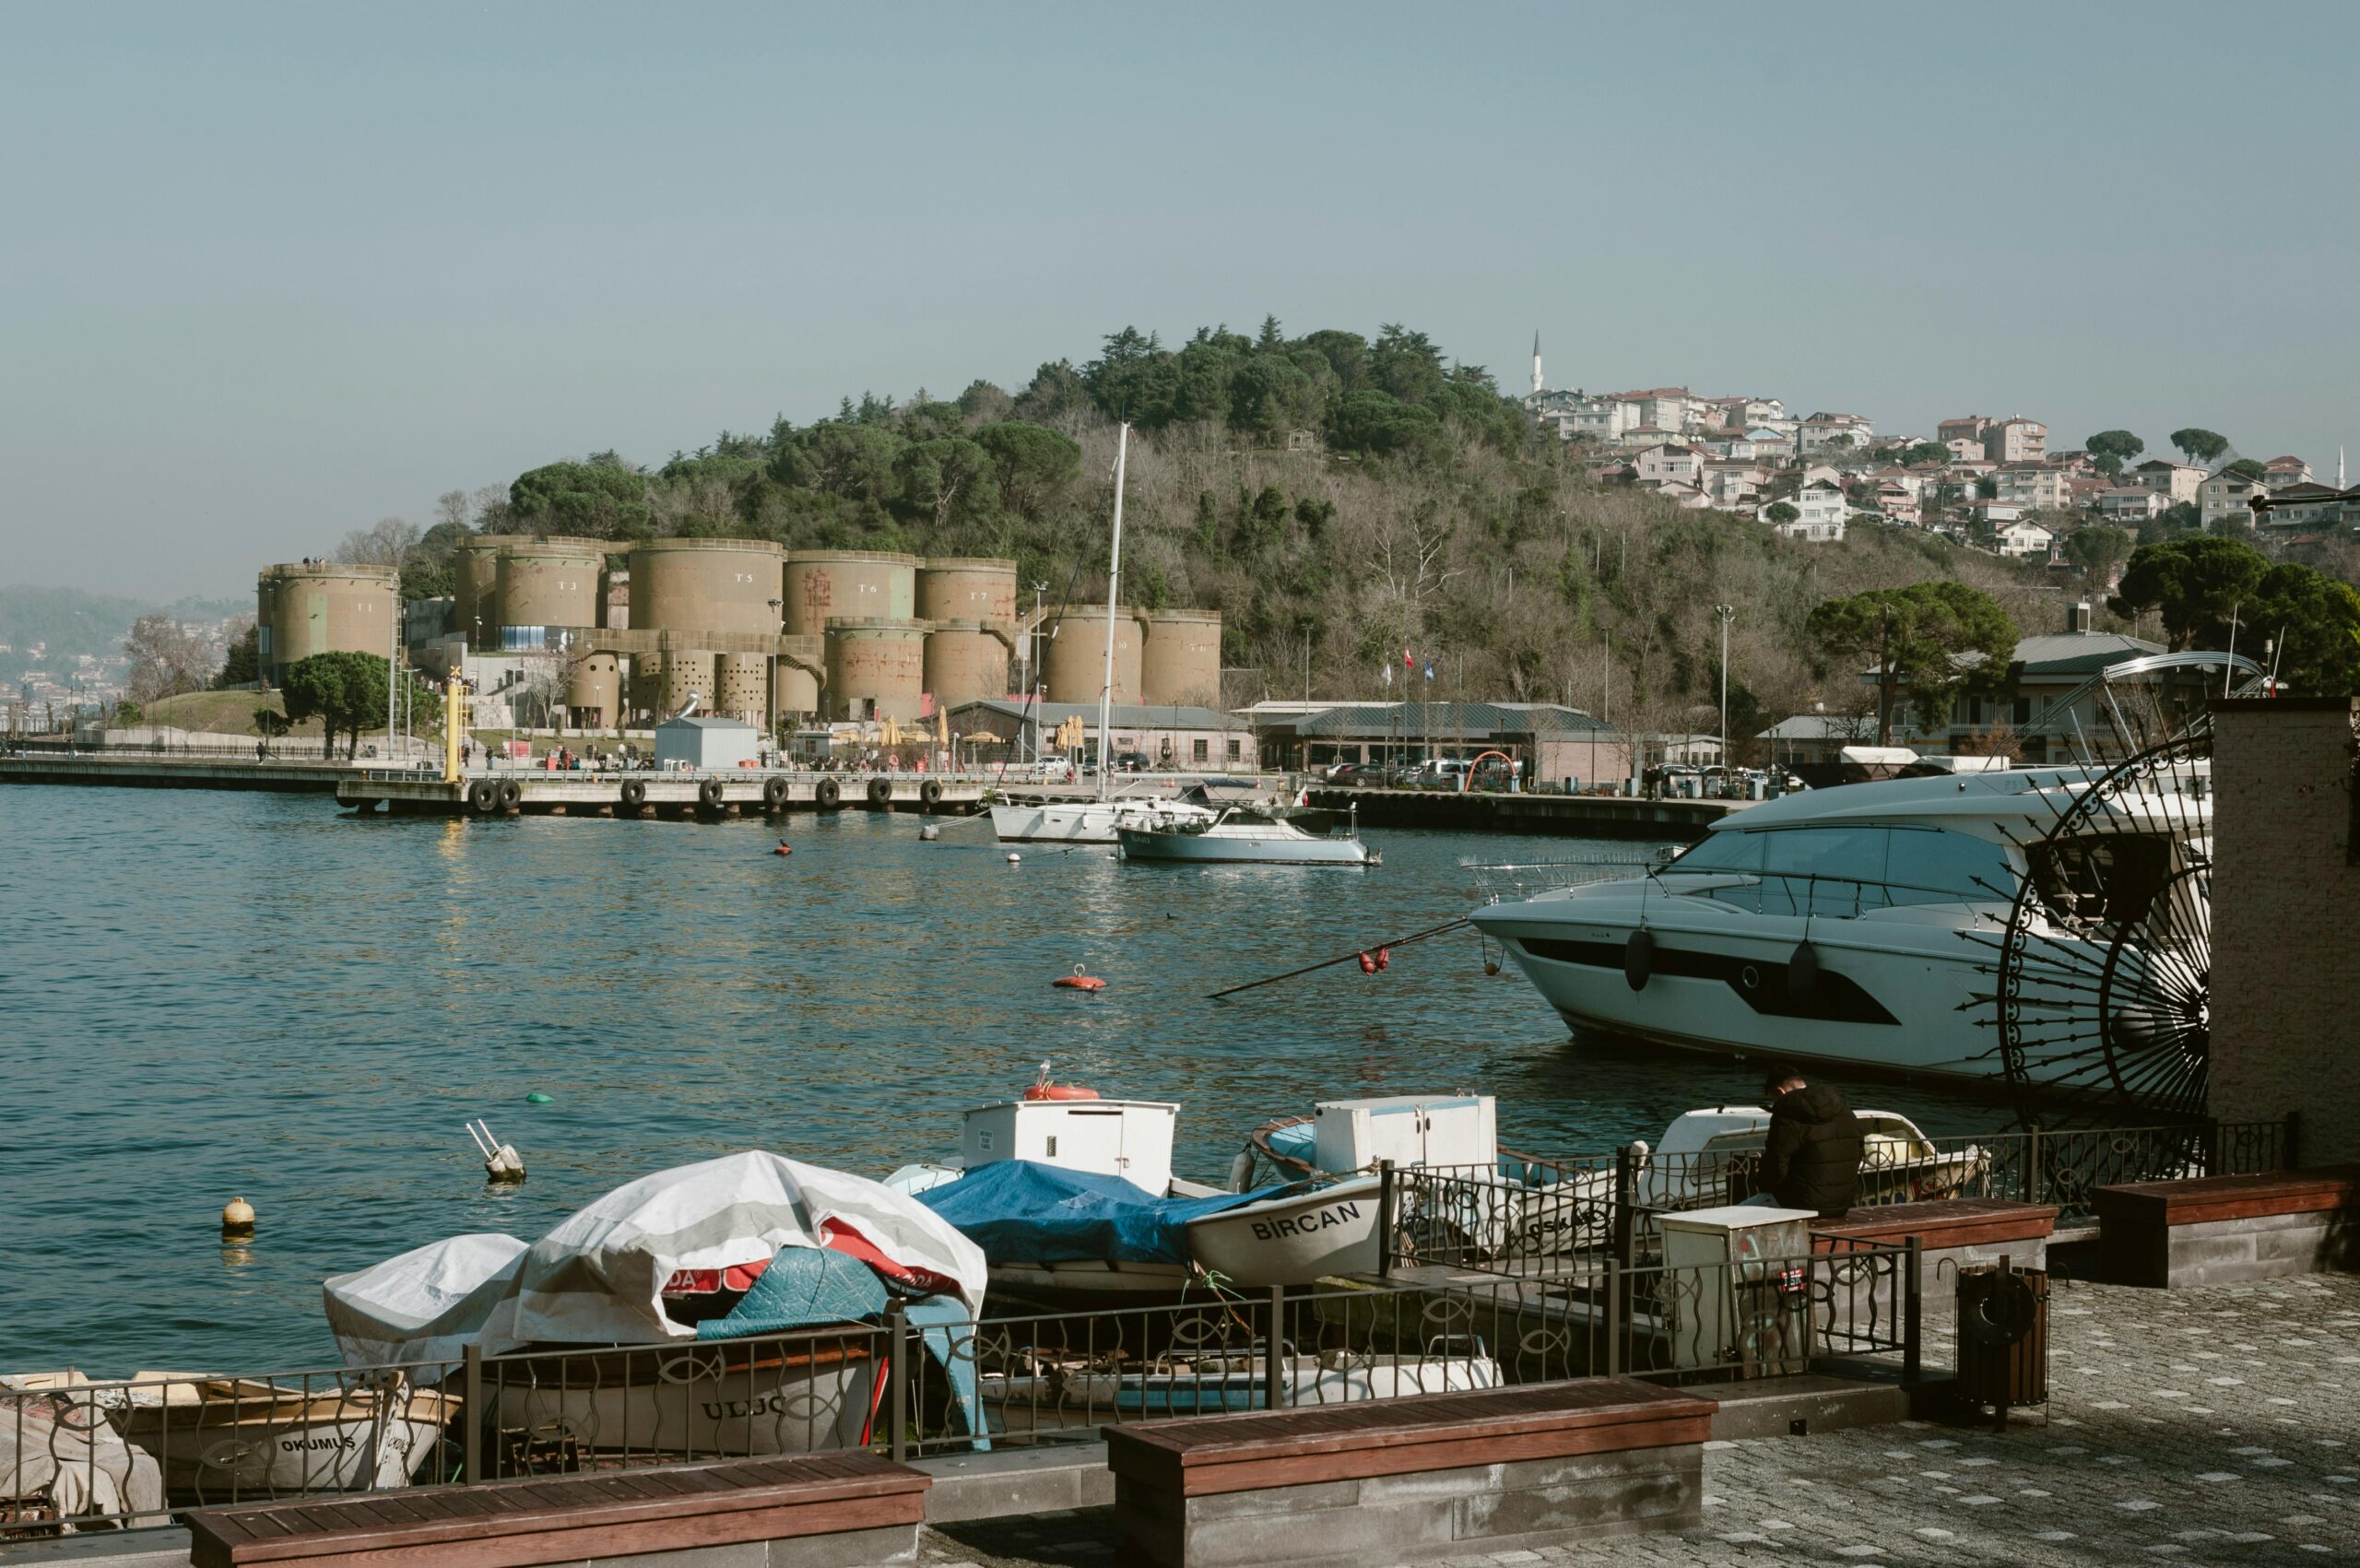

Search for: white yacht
xmin=989 ymin=790 xmax=1219 ymax=844
xmin=1117 ymin=806 xmax=1377 ymax=867
xmin=1469 ymin=766 xmax=2206 ymax=1084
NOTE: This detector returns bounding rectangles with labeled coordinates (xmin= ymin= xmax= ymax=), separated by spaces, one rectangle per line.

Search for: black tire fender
xmin=467 ymin=780 xmax=499 ymax=815
xmin=497 ymin=780 xmax=522 ymax=810
xmin=815 ymin=778 xmax=842 ymax=809
xmin=920 ymin=779 xmax=944 ymax=808
xmin=698 ymin=777 xmax=726 ymax=809
xmin=762 ymin=776 xmax=792 ymax=809
xmin=867 ymin=778 xmax=893 ymax=808
xmin=620 ymin=779 xmax=647 ymax=809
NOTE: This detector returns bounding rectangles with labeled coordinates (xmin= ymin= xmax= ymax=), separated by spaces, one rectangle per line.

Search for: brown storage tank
xmin=657 ymin=650 xmax=714 ymax=717
xmin=923 ymin=623 xmax=1011 ymax=713
xmin=784 ymin=550 xmax=918 ymax=634
xmin=774 ymin=656 xmax=820 ymax=720
xmin=1044 ymin=606 xmax=1144 ymax=705
xmin=454 ymin=535 xmax=529 ymax=649
xmin=825 ymin=619 xmax=926 ymax=722
xmin=1139 ymin=609 xmax=1224 ymax=707
xmin=495 ymin=537 xmax=607 ymax=650
xmin=567 ymin=653 xmax=621 ymax=727
xmin=629 ymin=539 xmax=786 ymax=640
xmin=917 ymin=558 xmax=1018 ymax=623
xmin=715 ymin=652 xmax=771 ymax=726
xmin=254 ymin=572 xmax=280 ymax=678
xmin=260 ymin=562 xmax=399 ymax=684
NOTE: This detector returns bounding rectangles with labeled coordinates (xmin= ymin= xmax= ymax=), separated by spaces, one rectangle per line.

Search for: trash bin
xmin=1954 ymin=1259 xmax=2048 ymax=1423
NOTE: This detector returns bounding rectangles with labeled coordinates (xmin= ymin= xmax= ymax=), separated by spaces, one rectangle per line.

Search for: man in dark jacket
xmin=1755 ymin=1064 xmax=1865 ymax=1216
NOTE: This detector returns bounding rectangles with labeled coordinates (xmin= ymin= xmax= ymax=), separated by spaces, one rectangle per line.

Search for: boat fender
xmin=1228 ymin=1149 xmax=1256 ymax=1194
xmin=525 ymin=1091 xmax=553 ymax=1103
xmin=619 ymin=779 xmax=646 ymax=809
xmin=814 ymin=778 xmax=841 ymax=809
xmin=1623 ymin=928 xmax=1655 ymax=992
xmin=1357 ymin=951 xmax=1375 ymax=974
xmin=1375 ymin=946 xmax=1390 ymax=972
xmin=467 ymin=779 xmax=499 ymax=815
xmin=497 ymin=780 xmax=522 ymax=810
xmin=867 ymin=778 xmax=893 ymax=807
xmin=762 ymin=776 xmax=791 ymax=809
xmin=920 ymin=779 xmax=944 ymax=808
xmin=698 ymin=777 xmax=726 ymax=809
xmin=1788 ymin=939 xmax=1821 ymax=1004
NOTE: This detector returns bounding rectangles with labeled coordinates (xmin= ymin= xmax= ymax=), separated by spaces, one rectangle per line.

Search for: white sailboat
xmin=990 ymin=424 xmax=1220 ymax=844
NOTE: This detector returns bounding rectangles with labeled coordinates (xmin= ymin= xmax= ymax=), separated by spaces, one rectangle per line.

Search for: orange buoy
xmin=1357 ymin=951 xmax=1376 ymax=974
xmin=1052 ymin=962 xmax=1106 ymax=992
xmin=1375 ymin=946 xmax=1390 ymax=972
xmin=1023 ymin=1081 xmax=1102 ymax=1099
xmin=773 ymin=842 xmax=793 ymax=855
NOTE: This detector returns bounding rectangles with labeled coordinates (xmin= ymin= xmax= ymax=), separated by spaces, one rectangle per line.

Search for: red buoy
xmin=1023 ymin=1081 xmax=1101 ymax=1100
xmin=1375 ymin=946 xmax=1391 ymax=972
xmin=773 ymin=843 xmax=794 ymax=855
xmin=1357 ymin=951 xmax=1376 ymax=974
xmin=1052 ymin=974 xmax=1106 ymax=991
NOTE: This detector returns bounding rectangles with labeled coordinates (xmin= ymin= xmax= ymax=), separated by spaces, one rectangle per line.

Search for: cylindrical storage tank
xmin=715 ymin=652 xmax=770 ymax=726
xmin=775 ymin=659 xmax=820 ymax=720
xmin=924 ymin=623 xmax=1011 ymax=713
xmin=917 ymin=558 xmax=1018 ymax=623
xmin=567 ymin=653 xmax=620 ymax=727
xmin=825 ymin=619 xmax=926 ymax=722
xmin=495 ymin=538 xmax=607 ymax=650
xmin=658 ymin=650 xmax=714 ymax=717
xmin=1044 ymin=606 xmax=1144 ymax=705
xmin=1139 ymin=609 xmax=1224 ymax=707
xmin=783 ymin=550 xmax=919 ymax=635
xmin=262 ymin=563 xmax=400 ymax=678
xmin=628 ymin=539 xmax=786 ymax=640
xmin=454 ymin=535 xmax=529 ymax=649
xmin=254 ymin=572 xmax=281 ymax=681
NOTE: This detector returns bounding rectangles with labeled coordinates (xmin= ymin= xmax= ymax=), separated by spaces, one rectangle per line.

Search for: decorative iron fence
xmin=2 ymin=1245 xmax=1915 ymax=1538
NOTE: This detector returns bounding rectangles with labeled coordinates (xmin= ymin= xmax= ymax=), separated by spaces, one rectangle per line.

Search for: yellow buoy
xmin=221 ymin=1196 xmax=256 ymax=1236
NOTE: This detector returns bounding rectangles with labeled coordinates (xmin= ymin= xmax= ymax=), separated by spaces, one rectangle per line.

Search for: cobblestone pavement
xmin=918 ymin=1271 xmax=2360 ymax=1567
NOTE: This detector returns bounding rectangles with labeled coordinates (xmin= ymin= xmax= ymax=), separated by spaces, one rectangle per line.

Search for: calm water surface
xmin=0 ymin=788 xmax=2012 ymax=1369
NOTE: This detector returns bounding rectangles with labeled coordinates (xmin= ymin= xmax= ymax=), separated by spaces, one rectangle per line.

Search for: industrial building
xmin=1248 ymin=701 xmax=1633 ymax=790
xmin=281 ymin=535 xmax=1221 ymax=739
xmin=947 ymin=699 xmax=1255 ymax=772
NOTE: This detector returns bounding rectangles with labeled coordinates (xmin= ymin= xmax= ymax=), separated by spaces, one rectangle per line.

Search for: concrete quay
xmin=1308 ymin=785 xmax=1744 ymax=841
xmin=917 ymin=1272 xmax=2360 ymax=1566
xmin=339 ymin=771 xmax=988 ymax=817
xmin=0 ymin=752 xmax=350 ymax=793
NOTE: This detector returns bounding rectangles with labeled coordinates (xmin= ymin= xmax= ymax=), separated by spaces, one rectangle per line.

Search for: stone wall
xmin=2209 ymin=698 xmax=2360 ymax=1167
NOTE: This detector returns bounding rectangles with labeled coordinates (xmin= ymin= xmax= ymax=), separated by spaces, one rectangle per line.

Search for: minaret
xmin=1530 ymin=331 xmax=1543 ymax=396
xmin=2340 ymin=445 xmax=2346 ymax=490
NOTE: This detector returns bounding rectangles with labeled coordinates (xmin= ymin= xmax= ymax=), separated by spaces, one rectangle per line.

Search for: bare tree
xmin=434 ymin=489 xmax=471 ymax=531
xmin=123 ymin=615 xmax=214 ymax=703
xmin=336 ymin=517 xmax=421 ymax=566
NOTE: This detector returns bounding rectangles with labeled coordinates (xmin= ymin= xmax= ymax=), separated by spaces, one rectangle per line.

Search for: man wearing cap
xmin=1753 ymin=1063 xmax=1865 ymax=1217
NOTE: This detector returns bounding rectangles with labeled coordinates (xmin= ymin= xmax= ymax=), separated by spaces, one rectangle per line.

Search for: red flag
xmin=1403 ymin=645 xmax=1415 ymax=669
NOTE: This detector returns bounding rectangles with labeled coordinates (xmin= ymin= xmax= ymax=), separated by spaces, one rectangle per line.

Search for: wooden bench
xmin=185 ymin=1455 xmax=929 ymax=1568
xmin=1811 ymin=1199 xmax=2059 ymax=1335
xmin=1102 ymin=1378 xmax=1716 ymax=1568
xmin=2094 ymin=1168 xmax=2360 ymax=1288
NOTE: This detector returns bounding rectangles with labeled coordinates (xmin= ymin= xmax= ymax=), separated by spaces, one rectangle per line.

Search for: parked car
xmin=1114 ymin=751 xmax=1152 ymax=773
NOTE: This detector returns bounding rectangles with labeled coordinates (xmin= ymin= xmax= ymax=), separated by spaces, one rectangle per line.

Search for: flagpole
xmin=1096 ymin=423 xmax=1128 ymax=804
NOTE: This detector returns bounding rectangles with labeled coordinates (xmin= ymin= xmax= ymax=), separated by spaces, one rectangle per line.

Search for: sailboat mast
xmin=1097 ymin=423 xmax=1128 ymax=804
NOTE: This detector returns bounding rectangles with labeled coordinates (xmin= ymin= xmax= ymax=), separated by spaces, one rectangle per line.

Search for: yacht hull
xmin=990 ymin=801 xmax=1212 ymax=843
xmin=1115 ymin=829 xmax=1375 ymax=866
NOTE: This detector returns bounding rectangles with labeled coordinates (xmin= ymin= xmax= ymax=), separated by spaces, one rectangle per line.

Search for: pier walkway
xmin=339 ymin=770 xmax=992 ymax=817
xmin=1307 ymin=785 xmax=1745 ymax=841
xmin=919 ymin=1271 xmax=2360 ymax=1565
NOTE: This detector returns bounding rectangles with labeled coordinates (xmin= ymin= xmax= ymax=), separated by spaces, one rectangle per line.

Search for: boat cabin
xmin=1312 ymin=1094 xmax=1497 ymax=1174
xmin=962 ymin=1096 xmax=1178 ymax=1195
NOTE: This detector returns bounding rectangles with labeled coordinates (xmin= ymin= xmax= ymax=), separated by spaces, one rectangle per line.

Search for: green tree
xmin=510 ymin=461 xmax=653 ymax=541
xmin=2063 ymin=523 xmax=2133 ymax=584
xmin=1328 ymin=390 xmax=1450 ymax=464
xmin=215 ymin=621 xmax=260 ymax=688
xmin=2168 ymin=428 xmax=2229 ymax=465
xmin=114 ymin=701 xmax=143 ymax=725
xmin=1804 ymin=583 xmax=2019 ymax=745
xmin=2085 ymin=430 xmax=2145 ymax=478
xmin=2248 ymin=561 xmax=2360 ymax=694
xmin=1899 ymin=441 xmax=1950 ymax=466
xmin=2108 ymin=536 xmax=2268 ymax=649
xmin=2221 ymin=457 xmax=2266 ymax=481
xmin=1765 ymin=501 xmax=1800 ymax=524
xmin=773 ymin=422 xmax=903 ymax=501
xmin=972 ymin=422 xmax=1080 ymax=517
xmin=893 ymin=438 xmax=998 ymax=530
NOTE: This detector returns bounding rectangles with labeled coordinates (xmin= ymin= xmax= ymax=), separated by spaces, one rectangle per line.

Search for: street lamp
xmin=1715 ymin=604 xmax=1736 ymax=776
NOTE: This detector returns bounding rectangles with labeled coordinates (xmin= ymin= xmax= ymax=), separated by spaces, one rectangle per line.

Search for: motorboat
xmin=1182 ymin=1175 xmax=1384 ymax=1284
xmin=978 ymin=1341 xmax=1499 ymax=1438
xmin=0 ymin=1370 xmax=165 ymax=1528
xmin=322 ymin=1152 xmax=988 ymax=1462
xmin=988 ymin=790 xmax=1220 ymax=844
xmin=1116 ymin=806 xmax=1378 ymax=867
xmin=1468 ymin=765 xmax=2206 ymax=1083
xmin=113 ymin=1376 xmax=456 ymax=1503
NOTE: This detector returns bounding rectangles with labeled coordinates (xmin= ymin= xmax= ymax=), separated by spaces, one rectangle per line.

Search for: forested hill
xmin=0 ymin=586 xmax=244 ymax=681
xmin=468 ymin=319 xmax=2059 ymax=739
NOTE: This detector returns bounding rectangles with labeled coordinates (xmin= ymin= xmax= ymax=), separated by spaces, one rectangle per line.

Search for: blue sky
xmin=4 ymin=2 xmax=2354 ymax=598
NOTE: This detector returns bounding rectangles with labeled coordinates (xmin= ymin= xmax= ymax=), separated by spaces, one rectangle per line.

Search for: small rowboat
xmin=487 ymin=1335 xmax=876 ymax=1462
xmin=117 ymin=1375 xmax=456 ymax=1503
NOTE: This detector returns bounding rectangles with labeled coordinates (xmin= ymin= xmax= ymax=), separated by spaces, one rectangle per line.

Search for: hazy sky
xmin=5 ymin=2 xmax=2354 ymax=600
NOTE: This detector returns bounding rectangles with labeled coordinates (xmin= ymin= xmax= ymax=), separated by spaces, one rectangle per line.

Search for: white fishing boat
xmin=487 ymin=1339 xmax=875 ymax=1460
xmin=979 ymin=1344 xmax=1499 ymax=1437
xmin=1182 ymin=1175 xmax=1384 ymax=1285
xmin=0 ymin=1370 xmax=166 ymax=1529
xmin=1116 ymin=806 xmax=1378 ymax=867
xmin=1468 ymin=765 xmax=2206 ymax=1082
xmin=114 ymin=1376 xmax=456 ymax=1502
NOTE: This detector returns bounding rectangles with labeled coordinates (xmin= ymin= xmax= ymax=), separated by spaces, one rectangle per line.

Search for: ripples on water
xmin=0 ymin=789 xmax=2010 ymax=1368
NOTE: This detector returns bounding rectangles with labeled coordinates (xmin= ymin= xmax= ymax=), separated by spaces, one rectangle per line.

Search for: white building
xmin=1762 ymin=479 xmax=1848 ymax=541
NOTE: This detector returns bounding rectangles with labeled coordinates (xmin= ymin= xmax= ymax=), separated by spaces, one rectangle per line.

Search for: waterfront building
xmin=1248 ymin=700 xmax=1631 ymax=786
xmin=946 ymin=698 xmax=1250 ymax=772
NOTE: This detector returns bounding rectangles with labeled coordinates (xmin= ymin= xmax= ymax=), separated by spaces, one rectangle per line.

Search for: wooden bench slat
xmin=2094 ymin=1168 xmax=2359 ymax=1227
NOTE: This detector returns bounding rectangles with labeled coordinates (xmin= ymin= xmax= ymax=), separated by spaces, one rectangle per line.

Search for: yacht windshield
xmin=1670 ymin=825 xmax=2014 ymax=914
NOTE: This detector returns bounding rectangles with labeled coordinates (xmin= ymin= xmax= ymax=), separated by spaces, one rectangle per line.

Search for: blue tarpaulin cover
xmin=915 ymin=1161 xmax=1271 ymax=1265
xmin=695 ymin=1246 xmax=889 ymax=1341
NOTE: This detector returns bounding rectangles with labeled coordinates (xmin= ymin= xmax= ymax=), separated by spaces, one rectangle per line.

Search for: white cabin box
xmin=1311 ymin=1095 xmax=1497 ymax=1174
xmin=961 ymin=1098 xmax=1178 ymax=1194
xmin=1658 ymin=1204 xmax=1817 ymax=1374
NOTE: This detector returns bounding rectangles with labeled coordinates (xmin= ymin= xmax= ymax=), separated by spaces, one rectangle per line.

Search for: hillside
xmin=466 ymin=320 xmax=2063 ymax=739
xmin=0 ymin=586 xmax=247 ymax=682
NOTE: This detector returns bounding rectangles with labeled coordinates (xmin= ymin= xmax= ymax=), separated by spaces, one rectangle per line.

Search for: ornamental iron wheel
xmin=1979 ymin=718 xmax=2213 ymax=1133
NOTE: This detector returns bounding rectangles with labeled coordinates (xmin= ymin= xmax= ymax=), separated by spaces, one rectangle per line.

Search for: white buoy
xmin=1007 ymin=852 xmax=1021 ymax=864
xmin=920 ymin=823 xmax=940 ymax=841
xmin=221 ymin=1196 xmax=255 ymax=1237
xmin=466 ymin=1118 xmax=527 ymax=1185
